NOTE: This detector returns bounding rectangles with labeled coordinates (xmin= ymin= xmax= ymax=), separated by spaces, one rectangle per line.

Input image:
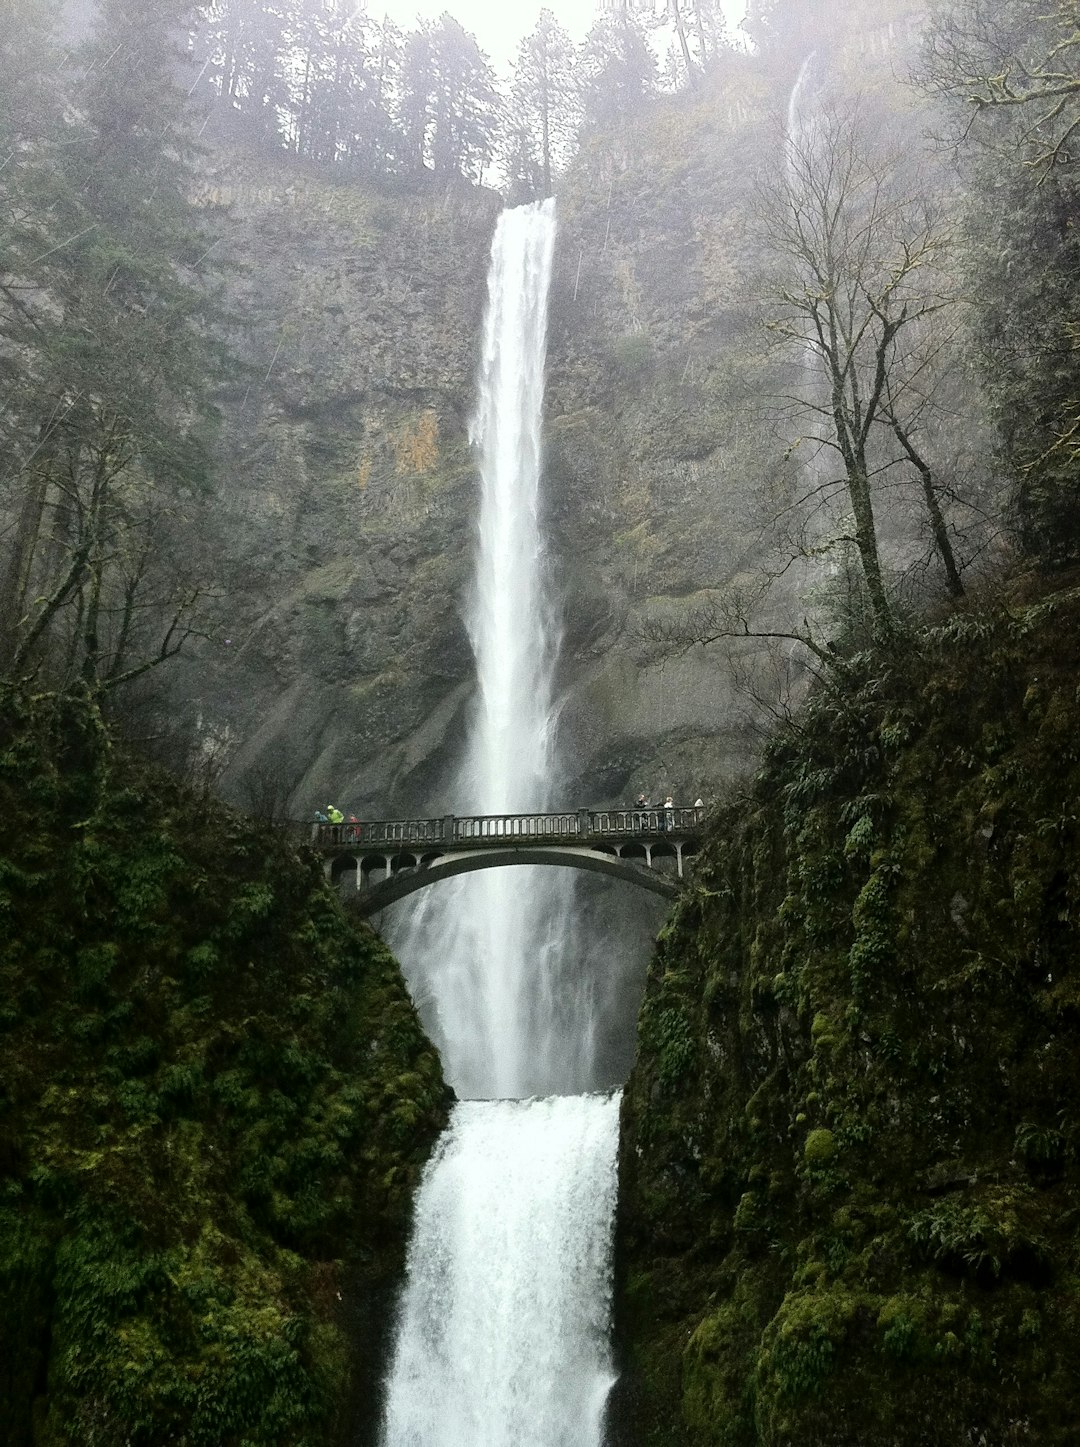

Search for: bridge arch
xmin=351 ymin=845 xmax=680 ymax=914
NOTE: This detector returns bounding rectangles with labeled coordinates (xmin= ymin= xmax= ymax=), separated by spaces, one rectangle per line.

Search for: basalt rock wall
xmin=167 ymin=1 xmax=930 ymax=826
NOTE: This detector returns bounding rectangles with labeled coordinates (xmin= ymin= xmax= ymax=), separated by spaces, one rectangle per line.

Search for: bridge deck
xmin=312 ymin=806 xmax=704 ymax=854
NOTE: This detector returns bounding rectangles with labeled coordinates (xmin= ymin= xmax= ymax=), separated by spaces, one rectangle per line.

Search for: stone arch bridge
xmin=312 ymin=807 xmax=704 ymax=915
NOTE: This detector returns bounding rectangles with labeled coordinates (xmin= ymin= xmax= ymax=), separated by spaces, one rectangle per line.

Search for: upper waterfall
xmin=466 ymin=199 xmax=559 ymax=819
xmin=388 ymin=199 xmax=602 ymax=1101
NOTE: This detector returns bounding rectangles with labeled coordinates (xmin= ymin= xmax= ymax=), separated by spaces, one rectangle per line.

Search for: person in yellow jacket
xmin=327 ymin=804 xmax=344 ymax=825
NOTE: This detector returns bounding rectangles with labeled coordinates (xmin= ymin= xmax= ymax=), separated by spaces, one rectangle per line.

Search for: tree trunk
xmin=847 ymin=462 xmax=893 ymax=640
xmin=0 ymin=463 xmax=50 ymax=666
xmin=541 ymin=81 xmax=551 ymax=195
xmin=296 ymin=41 xmax=313 ymax=155
xmin=890 ymin=417 xmax=965 ymax=598
xmin=693 ymin=0 xmax=710 ymax=65
xmin=80 ymin=534 xmax=105 ymax=686
xmin=671 ymin=0 xmax=697 ymax=87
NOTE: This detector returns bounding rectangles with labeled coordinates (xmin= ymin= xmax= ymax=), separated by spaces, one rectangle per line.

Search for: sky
xmin=372 ymin=0 xmax=749 ymax=70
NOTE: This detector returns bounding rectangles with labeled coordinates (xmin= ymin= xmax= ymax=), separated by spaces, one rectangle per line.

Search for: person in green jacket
xmin=327 ymin=804 xmax=344 ymax=825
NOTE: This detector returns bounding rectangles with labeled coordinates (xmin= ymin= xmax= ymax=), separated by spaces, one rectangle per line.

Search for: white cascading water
xmin=786 ymin=50 xmax=819 ymax=144
xmin=389 ymin=199 xmax=599 ymax=1103
xmin=382 ymin=1095 xmax=620 ymax=1447
xmin=381 ymin=200 xmax=621 ymax=1447
xmin=784 ymin=50 xmax=843 ymax=604
xmin=786 ymin=50 xmax=822 ymax=415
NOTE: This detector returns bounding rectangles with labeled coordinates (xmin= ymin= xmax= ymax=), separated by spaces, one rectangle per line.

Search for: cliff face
xmin=0 ymin=687 xmax=448 ymax=1445
xmin=186 ymin=88 xmax=782 ymax=817
xmin=613 ymin=582 xmax=1080 ymax=1446
xmin=158 ymin=0 xmax=932 ymax=823
xmin=542 ymin=0 xmax=940 ymax=806
xmin=172 ymin=146 xmax=502 ymax=818
xmin=544 ymin=56 xmax=784 ymax=804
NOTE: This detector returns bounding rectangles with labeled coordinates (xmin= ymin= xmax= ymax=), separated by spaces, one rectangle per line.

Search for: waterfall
xmin=785 ymin=51 xmax=824 ymax=442
xmin=784 ymin=50 xmax=842 ymax=598
xmin=382 ymin=1095 xmax=620 ymax=1447
xmin=389 ymin=199 xmax=599 ymax=1103
xmin=786 ymin=50 xmax=819 ymax=144
xmin=381 ymin=200 xmax=621 ymax=1447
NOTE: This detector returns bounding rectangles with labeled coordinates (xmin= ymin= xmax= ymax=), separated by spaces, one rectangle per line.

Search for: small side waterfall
xmin=381 ymin=201 xmax=621 ymax=1447
xmin=784 ymin=50 xmax=842 ymax=600
xmin=786 ymin=50 xmax=820 ymax=143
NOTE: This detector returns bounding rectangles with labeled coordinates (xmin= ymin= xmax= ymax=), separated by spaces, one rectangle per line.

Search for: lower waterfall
xmin=382 ymin=1095 xmax=621 ymax=1447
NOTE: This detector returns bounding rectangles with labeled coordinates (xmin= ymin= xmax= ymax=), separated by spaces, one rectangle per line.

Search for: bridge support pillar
xmin=676 ymin=843 xmax=684 ymax=879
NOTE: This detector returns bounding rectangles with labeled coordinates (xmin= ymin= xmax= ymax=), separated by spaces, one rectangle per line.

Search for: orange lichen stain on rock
xmin=393 ymin=410 xmax=439 ymax=475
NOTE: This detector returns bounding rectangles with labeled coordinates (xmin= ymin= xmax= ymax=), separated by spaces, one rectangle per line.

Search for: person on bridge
xmin=327 ymin=804 xmax=344 ymax=826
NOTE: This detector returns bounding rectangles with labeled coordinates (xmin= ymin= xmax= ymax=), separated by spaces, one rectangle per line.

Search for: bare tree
xmin=639 ymin=102 xmax=984 ymax=691
xmin=757 ymin=100 xmax=960 ymax=640
xmin=7 ymin=412 xmax=218 ymax=692
xmin=923 ymin=0 xmax=1080 ymax=170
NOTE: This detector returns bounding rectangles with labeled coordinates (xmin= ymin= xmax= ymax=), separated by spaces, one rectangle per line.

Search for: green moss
xmin=802 ymin=1130 xmax=836 ymax=1167
xmin=0 ymin=685 xmax=448 ymax=1445
xmin=617 ymin=583 xmax=1080 ymax=1445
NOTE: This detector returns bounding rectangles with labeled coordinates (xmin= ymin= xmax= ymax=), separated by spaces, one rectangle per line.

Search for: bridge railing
xmin=314 ymin=819 xmax=446 ymax=848
xmin=454 ymin=813 xmax=579 ymax=841
xmin=590 ymin=807 xmax=703 ymax=835
xmin=311 ymin=807 xmax=704 ymax=851
xmin=364 ymin=818 xmax=445 ymax=846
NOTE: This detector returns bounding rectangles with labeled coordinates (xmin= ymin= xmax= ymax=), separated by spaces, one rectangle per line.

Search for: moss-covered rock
xmin=616 ymin=582 xmax=1080 ymax=1445
xmin=0 ymin=686 xmax=449 ymax=1445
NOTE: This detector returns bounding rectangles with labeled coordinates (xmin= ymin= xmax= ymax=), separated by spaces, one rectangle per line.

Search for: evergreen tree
xmin=359 ymin=17 xmax=408 ymax=174
xmin=427 ymin=16 xmax=499 ymax=184
xmin=503 ymin=9 xmax=579 ymax=198
xmin=394 ymin=15 xmax=498 ymax=183
xmin=686 ymin=0 xmax=727 ymax=67
xmin=579 ymin=13 xmax=657 ymax=135
xmin=0 ymin=0 xmax=224 ymax=685
xmin=190 ymin=0 xmax=286 ymax=139
xmin=397 ymin=24 xmax=435 ymax=172
xmin=0 ymin=0 xmax=70 ymax=660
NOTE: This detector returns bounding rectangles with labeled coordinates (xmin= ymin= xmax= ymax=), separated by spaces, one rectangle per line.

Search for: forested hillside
xmin=609 ymin=4 xmax=1080 ymax=1440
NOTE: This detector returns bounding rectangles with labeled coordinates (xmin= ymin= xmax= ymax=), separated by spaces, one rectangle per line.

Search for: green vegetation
xmin=617 ymin=583 xmax=1080 ymax=1445
xmin=0 ymin=687 xmax=448 ymax=1445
